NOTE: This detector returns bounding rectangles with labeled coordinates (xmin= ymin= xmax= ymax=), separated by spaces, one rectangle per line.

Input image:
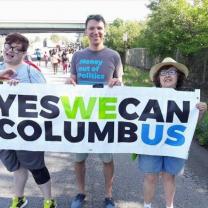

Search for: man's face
xmin=3 ymin=42 xmax=26 ymax=65
xmin=85 ymin=20 xmax=105 ymax=47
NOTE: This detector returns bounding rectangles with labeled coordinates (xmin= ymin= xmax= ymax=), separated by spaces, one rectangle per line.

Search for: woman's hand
xmin=196 ymin=102 xmax=207 ymax=122
xmin=196 ymin=102 xmax=207 ymax=112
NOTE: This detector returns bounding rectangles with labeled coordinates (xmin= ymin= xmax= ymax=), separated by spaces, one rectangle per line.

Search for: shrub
xmin=195 ymin=112 xmax=208 ymax=146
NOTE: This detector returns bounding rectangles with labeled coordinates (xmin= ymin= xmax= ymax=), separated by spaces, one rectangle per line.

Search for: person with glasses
xmin=139 ymin=57 xmax=207 ymax=208
xmin=0 ymin=33 xmax=56 ymax=208
xmin=65 ymin=14 xmax=123 ymax=208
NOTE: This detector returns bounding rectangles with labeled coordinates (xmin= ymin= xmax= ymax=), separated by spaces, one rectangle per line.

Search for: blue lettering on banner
xmin=141 ymin=124 xmax=164 ymax=145
xmin=141 ymin=124 xmax=186 ymax=146
xmin=166 ymin=125 xmax=186 ymax=146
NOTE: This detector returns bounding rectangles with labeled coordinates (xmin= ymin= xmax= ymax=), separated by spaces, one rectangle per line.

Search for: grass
xmin=123 ymin=65 xmax=153 ymax=87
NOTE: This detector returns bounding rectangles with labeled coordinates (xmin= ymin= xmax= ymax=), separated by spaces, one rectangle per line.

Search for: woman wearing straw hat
xmin=139 ymin=57 xmax=207 ymax=208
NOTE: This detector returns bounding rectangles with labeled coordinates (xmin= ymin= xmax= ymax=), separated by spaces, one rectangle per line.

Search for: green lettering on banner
xmin=99 ymin=97 xmax=117 ymax=119
xmin=61 ymin=96 xmax=97 ymax=119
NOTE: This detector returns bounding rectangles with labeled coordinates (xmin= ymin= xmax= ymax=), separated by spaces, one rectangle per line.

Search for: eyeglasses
xmin=159 ymin=68 xmax=178 ymax=76
xmin=4 ymin=43 xmax=24 ymax=54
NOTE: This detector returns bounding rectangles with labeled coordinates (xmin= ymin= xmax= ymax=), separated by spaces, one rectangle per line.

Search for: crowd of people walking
xmin=48 ymin=47 xmax=73 ymax=74
xmin=0 ymin=14 xmax=207 ymax=208
xmin=31 ymin=45 xmax=75 ymax=75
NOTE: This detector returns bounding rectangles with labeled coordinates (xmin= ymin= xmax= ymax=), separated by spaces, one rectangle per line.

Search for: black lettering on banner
xmin=166 ymin=101 xmax=190 ymax=123
xmin=64 ymin=122 xmax=85 ymax=143
xmin=17 ymin=120 xmax=42 ymax=141
xmin=118 ymin=121 xmax=138 ymax=142
xmin=119 ymin=98 xmax=140 ymax=120
xmin=0 ymin=94 xmax=16 ymax=116
xmin=0 ymin=118 xmax=16 ymax=139
xmin=45 ymin=121 xmax=61 ymax=141
xmin=40 ymin=96 xmax=60 ymax=119
xmin=139 ymin=99 xmax=164 ymax=122
xmin=88 ymin=122 xmax=114 ymax=143
xmin=18 ymin=95 xmax=38 ymax=118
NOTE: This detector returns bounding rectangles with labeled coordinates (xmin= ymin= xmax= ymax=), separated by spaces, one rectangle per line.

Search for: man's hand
xmin=108 ymin=78 xmax=122 ymax=87
xmin=65 ymin=76 xmax=77 ymax=86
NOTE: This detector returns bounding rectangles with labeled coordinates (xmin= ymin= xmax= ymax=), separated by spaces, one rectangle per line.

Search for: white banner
xmin=0 ymin=84 xmax=200 ymax=159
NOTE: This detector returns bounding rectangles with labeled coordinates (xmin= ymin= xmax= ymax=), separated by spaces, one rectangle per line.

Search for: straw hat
xmin=149 ymin=57 xmax=189 ymax=81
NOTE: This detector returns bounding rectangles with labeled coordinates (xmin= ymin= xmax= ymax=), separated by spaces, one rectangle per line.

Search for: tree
xmin=137 ymin=0 xmax=208 ymax=57
xmin=147 ymin=0 xmax=161 ymax=11
xmin=80 ymin=35 xmax=89 ymax=48
xmin=50 ymin=34 xmax=61 ymax=44
xmin=105 ymin=18 xmax=144 ymax=54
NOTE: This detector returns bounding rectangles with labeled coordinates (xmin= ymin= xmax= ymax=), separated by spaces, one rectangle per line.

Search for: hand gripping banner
xmin=0 ymin=84 xmax=200 ymax=159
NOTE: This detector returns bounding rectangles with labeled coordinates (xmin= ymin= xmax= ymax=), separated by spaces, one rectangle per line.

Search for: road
xmin=0 ymin=64 xmax=208 ymax=208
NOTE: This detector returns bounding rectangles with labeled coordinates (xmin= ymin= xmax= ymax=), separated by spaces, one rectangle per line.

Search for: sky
xmin=0 ymin=0 xmax=151 ymax=22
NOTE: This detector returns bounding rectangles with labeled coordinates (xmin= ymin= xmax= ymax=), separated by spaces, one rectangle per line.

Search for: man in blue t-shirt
xmin=66 ymin=14 xmax=123 ymax=208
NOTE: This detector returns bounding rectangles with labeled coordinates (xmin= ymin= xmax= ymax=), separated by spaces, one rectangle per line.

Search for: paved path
xmin=0 ymin=64 xmax=208 ymax=208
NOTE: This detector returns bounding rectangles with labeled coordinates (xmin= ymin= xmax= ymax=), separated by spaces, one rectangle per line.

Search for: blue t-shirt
xmin=71 ymin=47 xmax=123 ymax=85
xmin=0 ymin=62 xmax=46 ymax=83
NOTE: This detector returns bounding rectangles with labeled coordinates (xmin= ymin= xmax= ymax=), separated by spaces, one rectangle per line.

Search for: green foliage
xmin=50 ymin=34 xmax=61 ymax=44
xmin=49 ymin=34 xmax=71 ymax=46
xmin=81 ymin=35 xmax=89 ymax=48
xmin=147 ymin=0 xmax=160 ymax=10
xmin=138 ymin=0 xmax=208 ymax=57
xmin=195 ymin=112 xmax=208 ymax=146
xmin=105 ymin=19 xmax=144 ymax=54
xmin=123 ymin=65 xmax=152 ymax=87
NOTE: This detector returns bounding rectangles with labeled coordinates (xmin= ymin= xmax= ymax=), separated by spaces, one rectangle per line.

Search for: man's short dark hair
xmin=5 ymin=33 xmax=29 ymax=52
xmin=85 ymin=14 xmax=106 ymax=28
